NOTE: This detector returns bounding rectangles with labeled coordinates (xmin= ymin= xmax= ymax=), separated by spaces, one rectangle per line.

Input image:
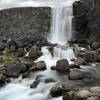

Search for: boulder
xmin=84 ymin=51 xmax=99 ymax=62
xmin=74 ymin=57 xmax=86 ymax=65
xmin=26 ymin=49 xmax=43 ymax=60
xmin=69 ymin=68 xmax=82 ymax=80
xmin=6 ymin=62 xmax=27 ymax=78
xmin=29 ymin=61 xmax=46 ymax=71
xmin=92 ymin=42 xmax=100 ymax=50
xmin=50 ymin=85 xmax=63 ymax=97
xmin=86 ymin=96 xmax=99 ymax=100
xmin=77 ymin=90 xmax=92 ymax=99
xmin=16 ymin=48 xmax=25 ymax=57
xmin=55 ymin=59 xmax=70 ymax=73
xmin=89 ymin=86 xmax=100 ymax=94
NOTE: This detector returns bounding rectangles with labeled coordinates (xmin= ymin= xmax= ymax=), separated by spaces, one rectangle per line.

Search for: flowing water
xmin=0 ymin=0 xmax=77 ymax=100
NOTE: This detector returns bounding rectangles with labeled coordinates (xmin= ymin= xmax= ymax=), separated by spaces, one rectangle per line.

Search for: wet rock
xmin=63 ymin=91 xmax=76 ymax=100
xmin=62 ymin=84 xmax=79 ymax=93
xmin=44 ymin=78 xmax=55 ymax=83
xmin=86 ymin=96 xmax=99 ymax=100
xmin=6 ymin=38 xmax=17 ymax=52
xmin=50 ymin=85 xmax=63 ymax=97
xmin=35 ymin=75 xmax=43 ymax=81
xmin=51 ymin=66 xmax=56 ymax=70
xmin=69 ymin=68 xmax=82 ymax=80
xmin=22 ymin=71 xmax=31 ymax=79
xmin=89 ymin=86 xmax=100 ymax=94
xmin=47 ymin=46 xmax=54 ymax=57
xmin=55 ymin=59 xmax=70 ymax=73
xmin=92 ymin=42 xmax=100 ymax=50
xmin=74 ymin=57 xmax=86 ymax=65
xmin=70 ymin=64 xmax=80 ymax=69
xmin=84 ymin=51 xmax=99 ymax=62
xmin=14 ymin=39 xmax=24 ymax=48
xmin=0 ymin=65 xmax=7 ymax=86
xmin=0 ymin=42 xmax=6 ymax=51
xmin=26 ymin=49 xmax=43 ymax=60
xmin=77 ymin=90 xmax=92 ymax=99
xmin=29 ymin=61 xmax=46 ymax=71
xmin=30 ymin=79 xmax=40 ymax=88
xmin=0 ymin=74 xmax=6 ymax=83
xmin=6 ymin=62 xmax=27 ymax=78
xmin=16 ymin=48 xmax=25 ymax=57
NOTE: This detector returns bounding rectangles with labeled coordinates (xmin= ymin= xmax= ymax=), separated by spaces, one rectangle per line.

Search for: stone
xmin=89 ymin=86 xmax=100 ymax=94
xmin=74 ymin=57 xmax=86 ymax=65
xmin=50 ymin=85 xmax=63 ymax=97
xmin=70 ymin=64 xmax=80 ymax=69
xmin=69 ymin=68 xmax=82 ymax=80
xmin=73 ymin=0 xmax=100 ymax=42
xmin=29 ymin=61 xmax=46 ymax=71
xmin=6 ymin=62 xmax=27 ymax=78
xmin=44 ymin=78 xmax=55 ymax=83
xmin=30 ymin=79 xmax=40 ymax=88
xmin=77 ymin=90 xmax=92 ymax=99
xmin=27 ymin=49 xmax=43 ymax=60
xmin=86 ymin=96 xmax=99 ymax=100
xmin=84 ymin=51 xmax=99 ymax=62
xmin=55 ymin=59 xmax=70 ymax=73
xmin=92 ymin=42 xmax=100 ymax=50
xmin=16 ymin=48 xmax=25 ymax=57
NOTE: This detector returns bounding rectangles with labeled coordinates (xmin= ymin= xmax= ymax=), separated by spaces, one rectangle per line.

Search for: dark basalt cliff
xmin=0 ymin=7 xmax=51 ymax=35
xmin=73 ymin=0 xmax=100 ymax=42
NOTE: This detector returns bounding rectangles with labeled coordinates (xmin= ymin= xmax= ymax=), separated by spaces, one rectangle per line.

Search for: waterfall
xmin=51 ymin=6 xmax=73 ymax=44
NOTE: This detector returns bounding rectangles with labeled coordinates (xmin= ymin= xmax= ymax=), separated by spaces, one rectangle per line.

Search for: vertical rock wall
xmin=73 ymin=0 xmax=100 ymax=42
xmin=0 ymin=7 xmax=51 ymax=35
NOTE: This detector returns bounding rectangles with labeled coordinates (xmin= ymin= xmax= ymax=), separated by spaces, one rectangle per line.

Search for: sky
xmin=0 ymin=0 xmax=76 ymax=10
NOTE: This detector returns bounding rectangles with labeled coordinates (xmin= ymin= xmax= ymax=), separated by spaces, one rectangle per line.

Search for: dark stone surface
xmin=73 ymin=0 xmax=100 ymax=42
xmin=0 ymin=7 xmax=51 ymax=35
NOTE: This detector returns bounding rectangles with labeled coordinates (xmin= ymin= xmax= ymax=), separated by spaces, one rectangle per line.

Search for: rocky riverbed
xmin=0 ymin=34 xmax=100 ymax=100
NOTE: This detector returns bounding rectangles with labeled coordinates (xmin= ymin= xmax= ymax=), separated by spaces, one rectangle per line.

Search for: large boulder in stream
xmin=55 ymin=59 xmax=70 ymax=73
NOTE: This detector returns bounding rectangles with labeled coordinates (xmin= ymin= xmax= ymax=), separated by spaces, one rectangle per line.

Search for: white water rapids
xmin=0 ymin=0 xmax=77 ymax=100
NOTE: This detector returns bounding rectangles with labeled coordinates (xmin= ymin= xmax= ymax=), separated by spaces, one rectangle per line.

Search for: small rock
xmin=44 ymin=78 xmax=55 ymax=83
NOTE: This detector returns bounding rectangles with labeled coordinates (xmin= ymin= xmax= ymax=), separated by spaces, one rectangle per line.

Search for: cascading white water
xmin=51 ymin=6 xmax=73 ymax=44
xmin=0 ymin=0 xmax=76 ymax=100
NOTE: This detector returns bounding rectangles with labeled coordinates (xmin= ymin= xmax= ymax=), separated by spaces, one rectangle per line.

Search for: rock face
xmin=0 ymin=7 xmax=51 ymax=35
xmin=73 ymin=0 xmax=100 ymax=42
